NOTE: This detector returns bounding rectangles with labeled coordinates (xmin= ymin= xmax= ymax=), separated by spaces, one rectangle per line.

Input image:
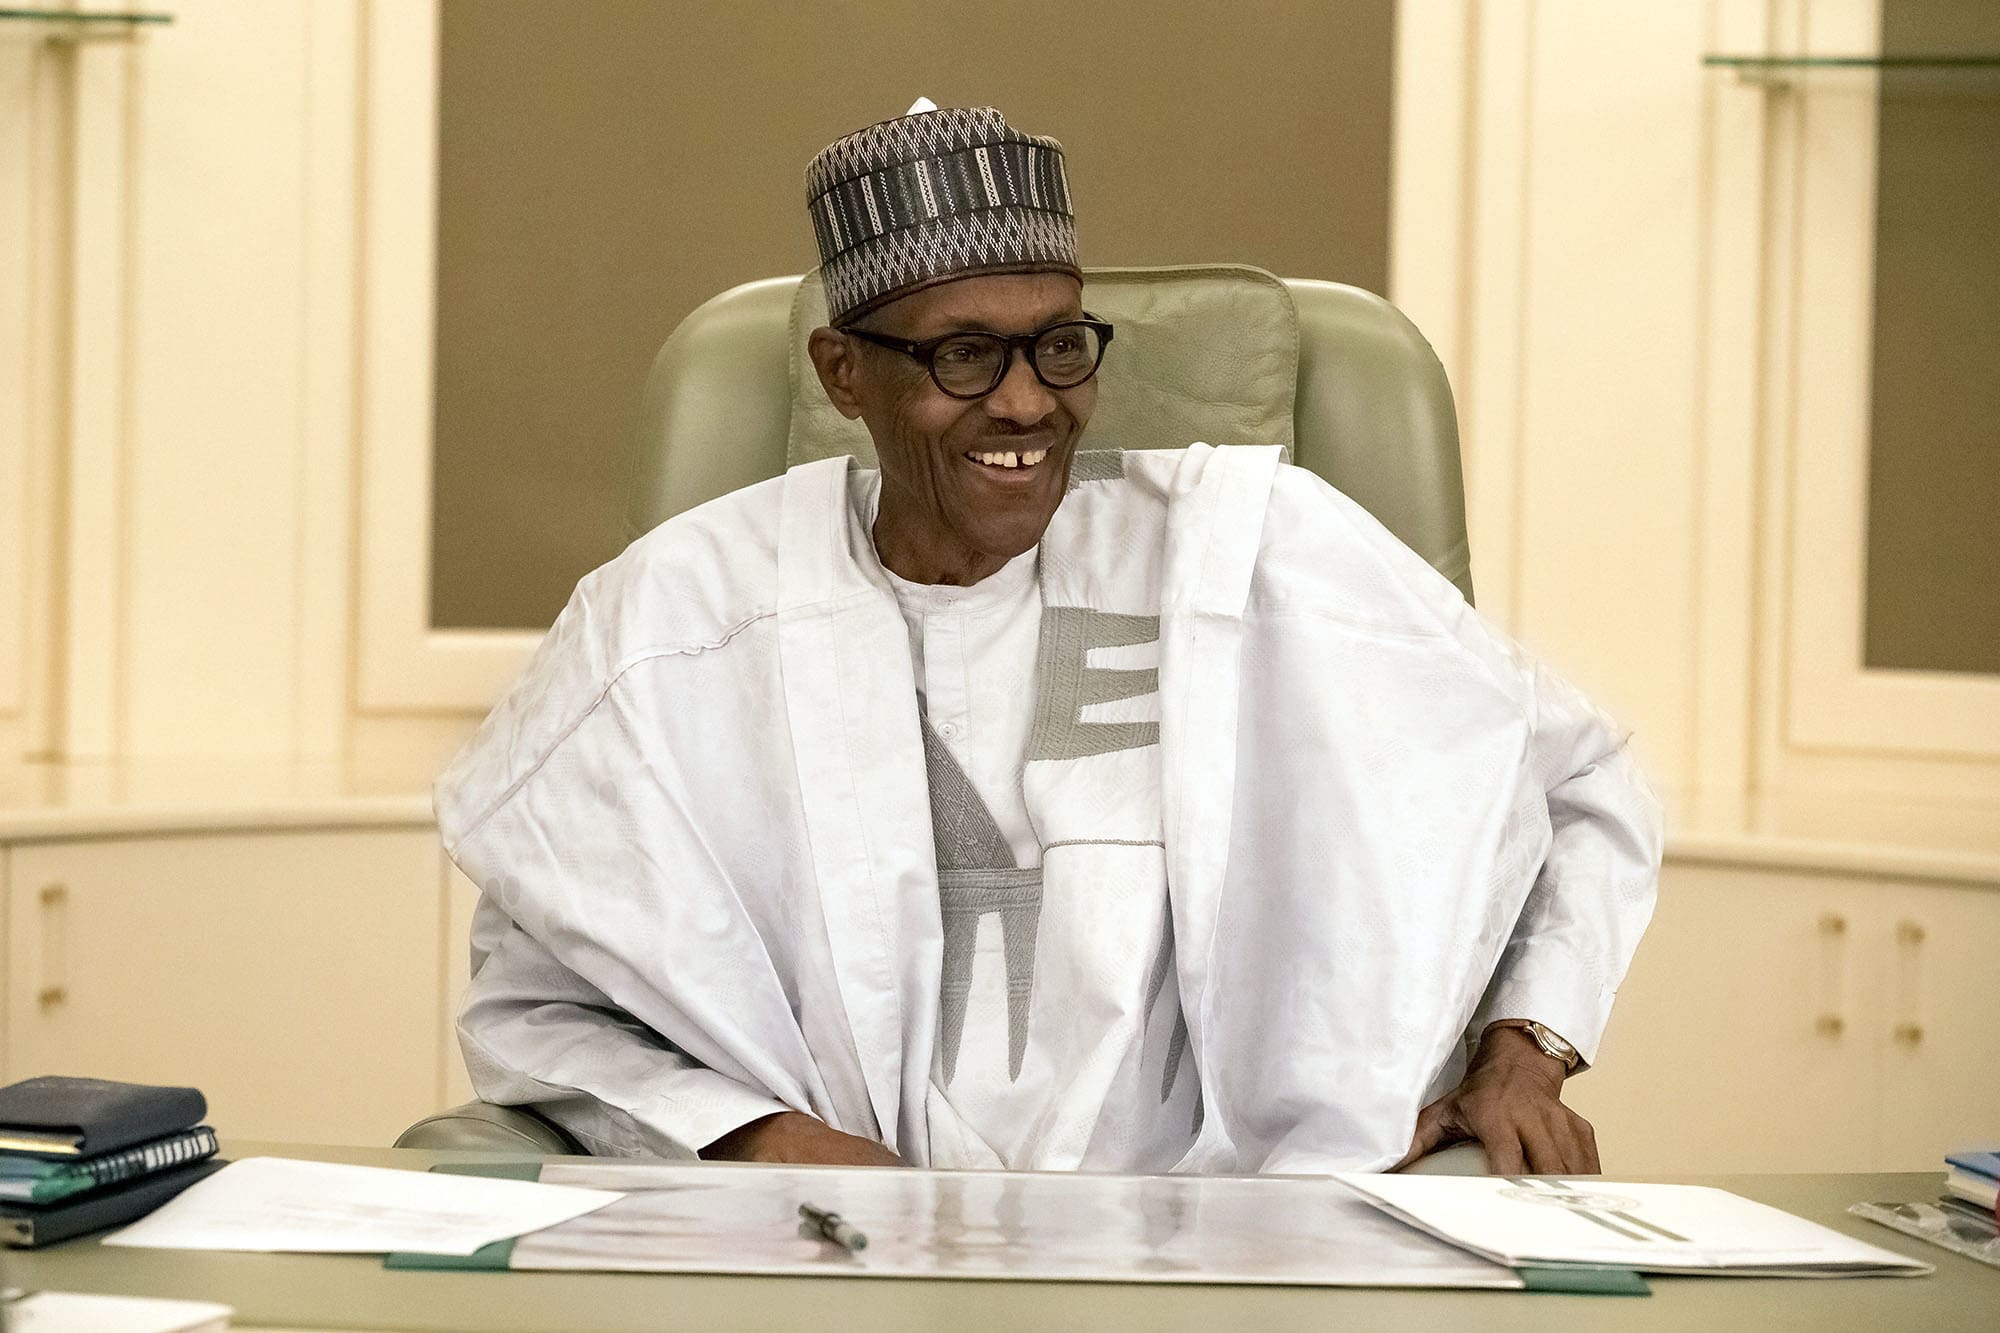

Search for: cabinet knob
xmin=1895 ymin=920 xmax=1925 ymax=946
xmin=37 ymin=882 xmax=70 ymax=1011
xmin=1815 ymin=1014 xmax=1846 ymax=1038
xmin=1818 ymin=912 xmax=1847 ymax=936
xmin=1893 ymin=1022 xmax=1924 ymax=1047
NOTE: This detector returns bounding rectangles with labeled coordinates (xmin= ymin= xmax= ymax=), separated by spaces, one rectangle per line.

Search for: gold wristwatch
xmin=1490 ymin=1020 xmax=1580 ymax=1071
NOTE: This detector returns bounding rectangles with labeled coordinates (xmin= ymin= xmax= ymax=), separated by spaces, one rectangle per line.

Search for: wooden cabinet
xmin=2 ymin=829 xmax=445 ymax=1146
xmin=1873 ymin=881 xmax=2000 ymax=1171
xmin=1568 ymin=860 xmax=2000 ymax=1175
xmin=441 ymin=859 xmax=481 ymax=1109
xmin=2 ymin=819 xmax=1991 ymax=1167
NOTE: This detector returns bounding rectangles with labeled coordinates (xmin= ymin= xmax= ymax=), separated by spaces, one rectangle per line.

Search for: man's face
xmin=813 ymin=271 xmax=1098 ymax=583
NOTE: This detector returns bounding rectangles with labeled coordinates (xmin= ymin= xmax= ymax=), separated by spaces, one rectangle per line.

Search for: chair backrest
xmin=630 ymin=265 xmax=1472 ymax=602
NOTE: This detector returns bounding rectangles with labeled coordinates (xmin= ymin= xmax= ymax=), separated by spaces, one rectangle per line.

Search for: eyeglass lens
xmin=931 ymin=324 xmax=1105 ymax=396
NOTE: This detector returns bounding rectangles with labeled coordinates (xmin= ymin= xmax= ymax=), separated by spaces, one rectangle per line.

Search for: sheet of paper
xmin=6 ymin=1291 xmax=233 ymax=1333
xmin=496 ymin=1161 xmax=1525 ymax=1287
xmin=1336 ymin=1174 xmax=1932 ymax=1276
xmin=101 ymin=1156 xmax=620 ymax=1256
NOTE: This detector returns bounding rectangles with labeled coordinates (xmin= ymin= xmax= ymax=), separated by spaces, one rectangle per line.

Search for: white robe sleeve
xmin=456 ymin=896 xmax=790 ymax=1158
xmin=1467 ymin=654 xmax=1663 ymax=1068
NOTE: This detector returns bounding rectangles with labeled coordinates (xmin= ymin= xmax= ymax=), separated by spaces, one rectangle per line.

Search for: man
xmin=438 ymin=104 xmax=1660 ymax=1176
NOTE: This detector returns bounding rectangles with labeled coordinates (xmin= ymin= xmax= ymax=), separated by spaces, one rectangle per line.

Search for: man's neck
xmin=872 ymin=517 xmax=1015 ymax=587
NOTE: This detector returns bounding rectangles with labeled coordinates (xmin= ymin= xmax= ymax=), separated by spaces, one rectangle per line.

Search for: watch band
xmin=1491 ymin=1020 xmax=1581 ymax=1071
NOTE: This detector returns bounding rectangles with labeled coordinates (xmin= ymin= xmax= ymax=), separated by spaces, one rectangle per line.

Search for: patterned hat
xmin=806 ymin=103 xmax=1079 ymax=325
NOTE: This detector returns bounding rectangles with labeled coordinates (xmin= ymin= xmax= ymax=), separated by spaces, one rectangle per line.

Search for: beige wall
xmin=430 ymin=0 xmax=1396 ymax=629
xmin=1393 ymin=0 xmax=2000 ymax=813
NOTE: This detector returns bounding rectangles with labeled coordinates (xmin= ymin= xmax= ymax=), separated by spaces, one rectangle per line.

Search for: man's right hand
xmin=700 ymin=1111 xmax=904 ymax=1166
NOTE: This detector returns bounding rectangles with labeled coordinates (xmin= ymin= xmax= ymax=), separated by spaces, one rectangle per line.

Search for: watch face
xmin=1530 ymin=1024 xmax=1578 ymax=1063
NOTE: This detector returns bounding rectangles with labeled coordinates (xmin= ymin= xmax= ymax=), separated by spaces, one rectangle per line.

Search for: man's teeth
xmin=966 ymin=448 xmax=1049 ymax=469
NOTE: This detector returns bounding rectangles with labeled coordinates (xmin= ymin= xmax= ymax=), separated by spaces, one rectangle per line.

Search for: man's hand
xmin=1396 ymin=1025 xmax=1600 ymax=1175
xmin=700 ymin=1111 xmax=904 ymax=1167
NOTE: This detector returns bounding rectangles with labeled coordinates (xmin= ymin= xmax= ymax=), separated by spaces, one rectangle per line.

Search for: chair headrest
xmin=786 ymin=264 xmax=1299 ymax=467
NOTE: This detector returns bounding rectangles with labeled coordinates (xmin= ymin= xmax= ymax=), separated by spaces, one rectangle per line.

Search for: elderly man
xmin=437 ymin=104 xmax=1661 ymax=1177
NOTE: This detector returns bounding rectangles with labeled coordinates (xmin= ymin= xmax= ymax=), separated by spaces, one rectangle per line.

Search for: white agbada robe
xmin=439 ymin=444 xmax=1661 ymax=1173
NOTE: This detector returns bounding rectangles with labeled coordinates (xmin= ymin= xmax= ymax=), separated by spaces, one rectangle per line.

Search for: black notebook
xmin=0 ymin=1157 xmax=225 ymax=1248
xmin=0 ymin=1076 xmax=207 ymax=1159
xmin=0 ymin=1125 xmax=220 ymax=1203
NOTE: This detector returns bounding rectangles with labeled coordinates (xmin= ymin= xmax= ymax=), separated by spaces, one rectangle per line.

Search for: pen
xmin=799 ymin=1201 xmax=868 ymax=1252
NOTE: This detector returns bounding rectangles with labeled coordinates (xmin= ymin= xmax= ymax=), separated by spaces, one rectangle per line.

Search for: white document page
xmin=1336 ymin=1175 xmax=1931 ymax=1276
xmin=6 ymin=1292 xmax=233 ymax=1333
xmin=101 ymin=1156 xmax=620 ymax=1256
xmin=506 ymin=1161 xmax=1525 ymax=1287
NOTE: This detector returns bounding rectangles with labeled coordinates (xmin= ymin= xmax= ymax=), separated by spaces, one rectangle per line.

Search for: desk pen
xmin=799 ymin=1201 xmax=868 ymax=1252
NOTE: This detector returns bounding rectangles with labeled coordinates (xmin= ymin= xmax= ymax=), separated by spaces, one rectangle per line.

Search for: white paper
xmin=1336 ymin=1174 xmax=1932 ymax=1276
xmin=100 ymin=1156 xmax=620 ymax=1256
xmin=501 ymin=1162 xmax=1524 ymax=1287
xmin=6 ymin=1291 xmax=233 ymax=1333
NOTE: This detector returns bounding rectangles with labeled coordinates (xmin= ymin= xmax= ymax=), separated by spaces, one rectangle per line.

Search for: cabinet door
xmin=6 ymin=829 xmax=442 ymax=1145
xmin=441 ymin=854 xmax=480 ymax=1108
xmin=1564 ymin=862 xmax=1880 ymax=1173
xmin=1871 ymin=882 xmax=2000 ymax=1171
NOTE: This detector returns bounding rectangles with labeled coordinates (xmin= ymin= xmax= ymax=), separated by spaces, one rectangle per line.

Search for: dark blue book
xmin=1945 ymin=1149 xmax=2000 ymax=1183
xmin=0 ymin=1076 xmax=205 ymax=1159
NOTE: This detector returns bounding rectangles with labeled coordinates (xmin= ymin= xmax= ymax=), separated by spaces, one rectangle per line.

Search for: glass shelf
xmin=0 ymin=8 xmax=172 ymax=42
xmin=1703 ymin=53 xmax=2000 ymax=91
xmin=1704 ymin=54 xmax=2000 ymax=69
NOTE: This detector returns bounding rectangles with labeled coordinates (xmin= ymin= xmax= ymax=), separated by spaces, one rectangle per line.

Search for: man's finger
xmin=1481 ymin=1123 xmax=1529 ymax=1177
xmin=1393 ymin=1101 xmax=1454 ymax=1171
xmin=1543 ymin=1108 xmax=1591 ymax=1176
xmin=1571 ymin=1112 xmax=1602 ymax=1175
xmin=1518 ymin=1112 xmax=1570 ymax=1175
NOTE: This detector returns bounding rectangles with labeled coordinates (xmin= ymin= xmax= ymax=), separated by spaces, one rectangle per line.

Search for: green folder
xmin=383 ymin=1161 xmax=542 ymax=1271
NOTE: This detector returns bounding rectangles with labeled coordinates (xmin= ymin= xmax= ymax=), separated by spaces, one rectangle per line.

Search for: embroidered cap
xmin=806 ymin=102 xmax=1080 ymax=326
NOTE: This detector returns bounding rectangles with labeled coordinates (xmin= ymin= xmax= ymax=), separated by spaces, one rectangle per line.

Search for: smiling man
xmin=437 ymin=105 xmax=1661 ymax=1177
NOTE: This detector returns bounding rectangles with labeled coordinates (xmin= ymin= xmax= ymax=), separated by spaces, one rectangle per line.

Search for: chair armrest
xmin=1395 ymin=1141 xmax=1492 ymax=1175
xmin=394 ymin=1102 xmax=585 ymax=1155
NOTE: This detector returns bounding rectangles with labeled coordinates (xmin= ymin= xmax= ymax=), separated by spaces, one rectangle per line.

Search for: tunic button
xmin=939 ymin=720 xmax=962 ymax=740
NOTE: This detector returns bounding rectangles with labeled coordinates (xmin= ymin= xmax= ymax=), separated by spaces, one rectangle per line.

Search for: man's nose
xmin=983 ymin=347 xmax=1057 ymax=426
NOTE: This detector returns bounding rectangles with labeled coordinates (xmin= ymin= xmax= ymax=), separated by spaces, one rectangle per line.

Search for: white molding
xmin=18 ymin=39 xmax=66 ymax=761
xmin=354 ymin=0 xmax=540 ymax=715
xmin=1390 ymin=1 xmax=1535 ymax=634
xmin=1387 ymin=0 xmax=1472 ymax=397
xmin=297 ymin=0 xmax=361 ymax=760
xmin=61 ymin=39 xmax=136 ymax=762
xmin=1686 ymin=0 xmax=1774 ymax=797
xmin=1775 ymin=0 xmax=2000 ymax=759
xmin=0 ymin=43 xmax=32 ymax=723
xmin=1457 ymin=0 xmax=1532 ymax=632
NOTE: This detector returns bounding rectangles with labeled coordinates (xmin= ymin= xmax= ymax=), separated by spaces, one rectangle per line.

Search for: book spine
xmin=80 ymin=1126 xmax=219 ymax=1190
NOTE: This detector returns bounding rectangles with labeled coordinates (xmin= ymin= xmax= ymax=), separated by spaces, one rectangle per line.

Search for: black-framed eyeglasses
xmin=845 ymin=315 xmax=1115 ymax=400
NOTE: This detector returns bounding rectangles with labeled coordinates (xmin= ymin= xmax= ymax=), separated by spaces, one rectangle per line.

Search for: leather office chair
xmin=399 ymin=264 xmax=1481 ymax=1171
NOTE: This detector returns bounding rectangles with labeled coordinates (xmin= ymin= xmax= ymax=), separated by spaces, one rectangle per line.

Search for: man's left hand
xmin=1395 ymin=1024 xmax=1601 ymax=1175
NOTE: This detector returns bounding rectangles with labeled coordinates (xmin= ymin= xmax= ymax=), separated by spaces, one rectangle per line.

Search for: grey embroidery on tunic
xmin=1064 ymin=448 xmax=1128 ymax=489
xmin=1141 ymin=901 xmax=1190 ymax=1102
xmin=922 ymin=718 xmax=1042 ymax=1084
xmin=1027 ymin=608 xmax=1162 ymax=761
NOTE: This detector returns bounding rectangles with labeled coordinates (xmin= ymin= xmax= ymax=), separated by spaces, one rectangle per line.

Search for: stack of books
xmin=1851 ymin=1145 xmax=2000 ymax=1270
xmin=0 ymin=1075 xmax=225 ymax=1248
xmin=1945 ymin=1150 xmax=2000 ymax=1229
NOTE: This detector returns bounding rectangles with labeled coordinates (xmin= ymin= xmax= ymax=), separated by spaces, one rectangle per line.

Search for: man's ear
xmin=807 ymin=327 xmax=867 ymax=420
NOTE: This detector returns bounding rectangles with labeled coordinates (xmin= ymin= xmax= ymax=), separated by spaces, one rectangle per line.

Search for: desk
xmin=5 ymin=1142 xmax=1992 ymax=1332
